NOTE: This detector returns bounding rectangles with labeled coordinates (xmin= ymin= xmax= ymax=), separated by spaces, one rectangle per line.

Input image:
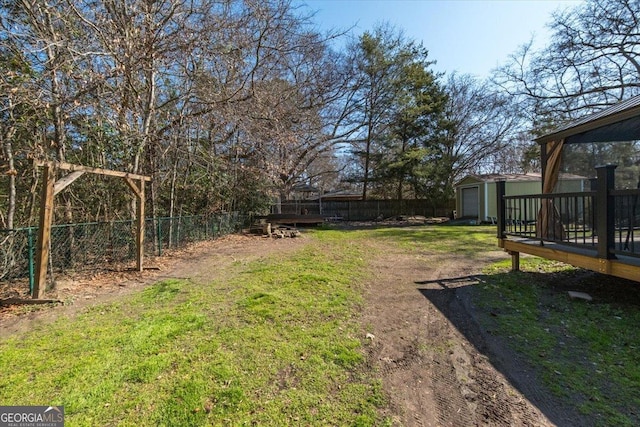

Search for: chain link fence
xmin=0 ymin=213 xmax=248 ymax=294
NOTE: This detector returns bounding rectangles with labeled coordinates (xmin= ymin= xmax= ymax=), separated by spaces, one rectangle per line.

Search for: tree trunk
xmin=396 ymin=134 xmax=408 ymax=201
xmin=362 ymin=102 xmax=374 ymax=201
xmin=168 ymin=145 xmax=180 ymax=248
xmin=2 ymin=127 xmax=17 ymax=230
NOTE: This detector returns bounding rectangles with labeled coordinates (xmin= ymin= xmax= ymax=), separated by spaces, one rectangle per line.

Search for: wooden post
xmin=125 ymin=178 xmax=145 ymax=272
xmin=137 ymin=181 xmax=145 ymax=271
xmin=596 ymin=165 xmax=616 ymax=259
xmin=34 ymin=164 xmax=55 ymax=299
xmin=540 ymin=142 xmax=548 ymax=186
xmin=509 ymin=251 xmax=520 ymax=271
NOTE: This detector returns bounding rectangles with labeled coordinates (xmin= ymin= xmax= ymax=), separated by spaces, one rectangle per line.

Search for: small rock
xmin=365 ymin=333 xmax=375 ymax=340
xmin=568 ymin=291 xmax=592 ymax=301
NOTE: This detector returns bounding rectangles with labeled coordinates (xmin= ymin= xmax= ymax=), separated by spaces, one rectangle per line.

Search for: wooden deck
xmin=499 ymin=237 xmax=640 ymax=282
xmin=264 ymin=214 xmax=325 ymax=225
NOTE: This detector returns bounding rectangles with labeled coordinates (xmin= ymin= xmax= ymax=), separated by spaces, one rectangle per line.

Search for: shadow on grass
xmin=416 ymin=267 xmax=640 ymax=427
xmin=415 ymin=273 xmax=589 ymax=426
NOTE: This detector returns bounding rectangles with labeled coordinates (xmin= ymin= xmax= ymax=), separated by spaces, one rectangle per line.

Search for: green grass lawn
xmin=0 ymin=231 xmax=385 ymax=426
xmin=474 ymin=257 xmax=640 ymax=427
xmin=1 ymin=224 xmax=639 ymax=426
xmin=370 ymin=224 xmax=497 ymax=256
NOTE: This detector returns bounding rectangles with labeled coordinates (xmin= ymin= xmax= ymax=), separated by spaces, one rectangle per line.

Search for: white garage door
xmin=461 ymin=187 xmax=479 ymax=218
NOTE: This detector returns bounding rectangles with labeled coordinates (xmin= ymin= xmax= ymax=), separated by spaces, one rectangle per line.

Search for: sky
xmin=300 ymin=0 xmax=583 ymax=78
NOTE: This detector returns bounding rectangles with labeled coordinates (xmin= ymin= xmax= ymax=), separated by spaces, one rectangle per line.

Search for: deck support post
xmin=595 ymin=165 xmax=617 ymax=259
xmin=509 ymin=251 xmax=520 ymax=271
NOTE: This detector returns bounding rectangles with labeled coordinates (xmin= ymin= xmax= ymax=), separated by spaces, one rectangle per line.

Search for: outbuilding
xmin=455 ymin=173 xmax=588 ymax=223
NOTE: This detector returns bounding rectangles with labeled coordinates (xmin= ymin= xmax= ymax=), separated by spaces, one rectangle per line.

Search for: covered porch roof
xmin=533 ymin=95 xmax=640 ymax=193
xmin=536 ymin=94 xmax=640 ymax=145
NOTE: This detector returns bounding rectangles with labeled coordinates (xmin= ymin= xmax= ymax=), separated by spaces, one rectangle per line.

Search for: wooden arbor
xmin=33 ymin=161 xmax=151 ymax=299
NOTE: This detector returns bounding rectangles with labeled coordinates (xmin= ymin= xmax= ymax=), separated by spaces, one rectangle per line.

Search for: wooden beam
xmin=34 ymin=164 xmax=55 ymax=299
xmin=35 ymin=160 xmax=151 ymax=182
xmin=33 ymin=160 xmax=151 ymax=275
xmin=53 ymin=170 xmax=85 ymax=196
xmin=500 ymin=239 xmax=640 ymax=283
xmin=1 ymin=298 xmax=61 ymax=306
xmin=124 ymin=177 xmax=143 ymax=199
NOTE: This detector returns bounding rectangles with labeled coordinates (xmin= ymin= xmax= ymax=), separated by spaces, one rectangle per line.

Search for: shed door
xmin=461 ymin=187 xmax=479 ymax=218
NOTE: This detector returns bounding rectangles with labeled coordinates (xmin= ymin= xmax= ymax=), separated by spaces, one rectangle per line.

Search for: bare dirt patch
xmin=360 ymin=240 xmax=588 ymax=427
xmin=0 ymin=233 xmax=307 ymax=337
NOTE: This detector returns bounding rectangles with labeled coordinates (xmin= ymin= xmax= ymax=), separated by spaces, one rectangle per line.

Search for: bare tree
xmin=494 ymin=0 xmax=640 ymax=123
xmin=190 ymin=0 xmax=355 ymax=206
xmin=0 ymin=42 xmax=37 ymax=229
xmin=0 ymin=0 xmax=359 ymax=227
xmin=443 ymin=73 xmax=522 ymax=182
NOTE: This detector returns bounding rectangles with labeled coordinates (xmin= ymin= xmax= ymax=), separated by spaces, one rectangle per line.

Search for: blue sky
xmin=299 ymin=0 xmax=583 ymax=78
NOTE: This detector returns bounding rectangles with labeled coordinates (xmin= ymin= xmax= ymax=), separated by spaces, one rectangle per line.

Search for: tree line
xmin=1 ymin=0 xmax=639 ymax=229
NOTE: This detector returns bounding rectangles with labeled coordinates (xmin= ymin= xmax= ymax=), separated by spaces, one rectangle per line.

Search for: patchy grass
xmin=0 ymin=233 xmax=388 ymax=426
xmin=3 ymin=224 xmax=639 ymax=426
xmin=370 ymin=223 xmax=640 ymax=425
xmin=475 ymin=257 xmax=640 ymax=427
xmin=371 ymin=224 xmax=497 ymax=256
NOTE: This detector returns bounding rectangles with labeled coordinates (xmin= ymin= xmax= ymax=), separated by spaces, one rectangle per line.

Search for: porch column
xmin=496 ymin=179 xmax=506 ymax=239
xmin=595 ymin=165 xmax=616 ymax=259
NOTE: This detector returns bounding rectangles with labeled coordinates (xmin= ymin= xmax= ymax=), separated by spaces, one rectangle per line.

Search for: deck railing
xmin=612 ymin=189 xmax=640 ymax=256
xmin=498 ymin=165 xmax=640 ymax=259
xmin=501 ymin=191 xmax=597 ymax=245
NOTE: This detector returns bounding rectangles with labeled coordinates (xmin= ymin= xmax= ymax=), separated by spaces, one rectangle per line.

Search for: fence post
xmin=496 ymin=179 xmax=506 ymax=239
xmin=596 ymin=165 xmax=617 ymax=259
xmin=27 ymin=228 xmax=35 ymax=294
xmin=156 ymin=218 xmax=162 ymax=256
xmin=176 ymin=216 xmax=181 ymax=247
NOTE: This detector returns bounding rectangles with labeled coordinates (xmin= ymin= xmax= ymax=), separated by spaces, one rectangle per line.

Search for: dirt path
xmin=361 ymin=241 xmax=584 ymax=427
xmin=0 ymin=234 xmax=307 ymax=338
xmin=1 ymin=230 xmax=581 ymax=426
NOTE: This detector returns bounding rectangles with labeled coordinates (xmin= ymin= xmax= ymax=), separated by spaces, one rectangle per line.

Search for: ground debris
xmin=568 ymin=291 xmax=593 ymax=301
xmin=248 ymin=219 xmax=301 ymax=238
xmin=0 ymin=297 xmax=62 ymax=306
xmin=271 ymin=226 xmax=301 ymax=238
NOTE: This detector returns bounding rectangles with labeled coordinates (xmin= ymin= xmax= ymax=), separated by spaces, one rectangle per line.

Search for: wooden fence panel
xmin=275 ymin=199 xmax=454 ymax=221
